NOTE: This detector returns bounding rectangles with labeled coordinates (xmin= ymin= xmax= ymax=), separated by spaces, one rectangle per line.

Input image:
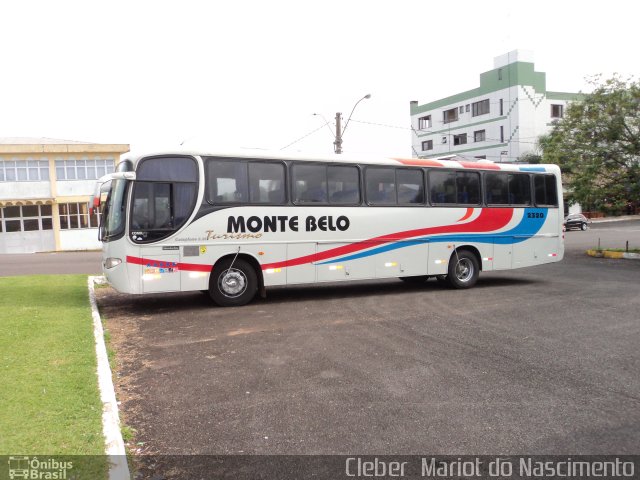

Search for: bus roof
xmin=119 ymin=148 xmax=559 ymax=174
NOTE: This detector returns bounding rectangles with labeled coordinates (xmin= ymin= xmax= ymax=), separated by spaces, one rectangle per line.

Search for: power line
xmin=280 ymin=122 xmax=331 ymax=151
xmin=351 ymin=119 xmax=413 ymax=131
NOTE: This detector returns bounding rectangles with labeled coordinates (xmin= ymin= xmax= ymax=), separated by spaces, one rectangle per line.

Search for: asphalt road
xmin=90 ymin=220 xmax=640 ymax=459
xmin=566 ymin=218 xmax=640 ymax=252
xmin=0 ymin=250 xmax=102 ymax=277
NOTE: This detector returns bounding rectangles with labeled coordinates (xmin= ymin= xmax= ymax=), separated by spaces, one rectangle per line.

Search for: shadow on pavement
xmin=99 ymin=274 xmax=539 ymax=314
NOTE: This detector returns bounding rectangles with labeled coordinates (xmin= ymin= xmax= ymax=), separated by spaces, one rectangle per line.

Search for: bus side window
xmin=508 ymin=174 xmax=531 ymax=205
xmin=485 ymin=173 xmax=508 ymax=205
xmin=429 ymin=170 xmax=456 ymax=204
xmin=366 ymin=168 xmax=396 ymax=205
xmin=292 ymin=164 xmax=328 ymax=204
xmin=486 ymin=172 xmax=531 ymax=206
xmin=396 ymin=169 xmax=424 ymax=204
xmin=206 ymin=160 xmax=248 ymax=203
xmin=328 ymin=165 xmax=360 ymax=204
xmin=248 ymin=162 xmax=286 ymax=204
xmin=456 ymin=172 xmax=480 ymax=205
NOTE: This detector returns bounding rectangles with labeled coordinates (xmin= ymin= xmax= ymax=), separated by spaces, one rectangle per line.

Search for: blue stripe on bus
xmin=519 ymin=167 xmax=546 ymax=172
xmin=317 ymin=208 xmax=548 ymax=264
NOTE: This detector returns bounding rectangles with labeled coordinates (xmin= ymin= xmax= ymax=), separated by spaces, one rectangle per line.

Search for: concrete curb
xmin=88 ymin=276 xmax=131 ymax=480
xmin=589 ymin=215 xmax=640 ymax=223
xmin=586 ymin=249 xmax=640 ymax=260
xmin=590 ymin=215 xmax=640 ymax=224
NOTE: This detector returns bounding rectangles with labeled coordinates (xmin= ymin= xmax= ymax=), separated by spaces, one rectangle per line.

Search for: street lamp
xmin=335 ymin=93 xmax=371 ymax=154
xmin=316 ymin=94 xmax=371 ymax=154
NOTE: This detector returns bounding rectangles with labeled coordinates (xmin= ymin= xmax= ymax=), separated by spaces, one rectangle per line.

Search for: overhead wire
xmin=280 ymin=122 xmax=332 ymax=151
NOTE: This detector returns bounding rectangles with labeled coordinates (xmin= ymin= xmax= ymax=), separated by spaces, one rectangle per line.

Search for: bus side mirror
xmin=89 ymin=195 xmax=100 ymax=215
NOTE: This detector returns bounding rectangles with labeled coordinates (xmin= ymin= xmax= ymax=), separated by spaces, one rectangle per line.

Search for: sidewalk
xmin=590 ymin=214 xmax=640 ymax=223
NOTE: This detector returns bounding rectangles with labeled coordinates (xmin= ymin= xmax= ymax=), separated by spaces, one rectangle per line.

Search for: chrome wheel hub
xmin=219 ymin=269 xmax=247 ymax=297
xmin=455 ymin=258 xmax=473 ymax=282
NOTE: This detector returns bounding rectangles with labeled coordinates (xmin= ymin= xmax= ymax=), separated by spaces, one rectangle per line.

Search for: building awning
xmin=0 ymin=199 xmax=54 ymax=207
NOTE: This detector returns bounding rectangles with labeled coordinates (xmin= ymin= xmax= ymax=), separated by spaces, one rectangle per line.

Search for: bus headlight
xmin=104 ymin=257 xmax=122 ymax=269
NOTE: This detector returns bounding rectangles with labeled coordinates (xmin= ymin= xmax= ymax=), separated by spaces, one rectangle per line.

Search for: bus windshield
xmin=100 ymin=179 xmax=127 ymax=241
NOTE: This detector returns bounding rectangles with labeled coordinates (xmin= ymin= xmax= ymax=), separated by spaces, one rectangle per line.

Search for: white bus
xmin=94 ymin=150 xmax=564 ymax=306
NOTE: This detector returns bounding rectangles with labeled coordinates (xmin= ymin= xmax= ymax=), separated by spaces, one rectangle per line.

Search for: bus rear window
xmin=534 ymin=175 xmax=558 ymax=206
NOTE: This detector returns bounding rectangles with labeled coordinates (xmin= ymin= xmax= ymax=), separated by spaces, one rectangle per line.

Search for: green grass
xmin=0 ymin=275 xmax=107 ymax=475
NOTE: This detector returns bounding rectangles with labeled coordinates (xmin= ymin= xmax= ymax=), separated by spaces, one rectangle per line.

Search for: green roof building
xmin=410 ymin=50 xmax=583 ymax=162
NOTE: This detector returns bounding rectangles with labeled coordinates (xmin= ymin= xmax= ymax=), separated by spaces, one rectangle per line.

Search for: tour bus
xmin=93 ymin=150 xmax=564 ymax=307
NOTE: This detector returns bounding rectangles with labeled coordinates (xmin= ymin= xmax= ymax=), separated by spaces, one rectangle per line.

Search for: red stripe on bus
xmin=261 ymin=207 xmax=513 ymax=270
xmin=126 ymin=255 xmax=212 ymax=272
xmin=394 ymin=158 xmax=444 ymax=167
xmin=457 ymin=160 xmax=501 ymax=170
xmin=457 ymin=208 xmax=474 ymax=222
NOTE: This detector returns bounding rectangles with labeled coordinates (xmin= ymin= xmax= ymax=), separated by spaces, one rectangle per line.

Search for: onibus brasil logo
xmin=8 ymin=456 xmax=73 ymax=479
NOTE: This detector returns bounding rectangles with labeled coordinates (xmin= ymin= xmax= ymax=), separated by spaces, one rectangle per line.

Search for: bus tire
xmin=399 ymin=275 xmax=429 ymax=283
xmin=209 ymin=258 xmax=258 ymax=307
xmin=447 ymin=250 xmax=479 ymax=289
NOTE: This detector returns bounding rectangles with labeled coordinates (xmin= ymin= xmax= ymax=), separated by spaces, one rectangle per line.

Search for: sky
xmin=1 ymin=0 xmax=638 ymax=158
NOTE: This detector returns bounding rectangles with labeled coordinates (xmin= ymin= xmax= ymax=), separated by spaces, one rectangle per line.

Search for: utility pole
xmin=334 ymin=112 xmax=343 ymax=154
xmin=313 ymin=94 xmax=370 ymax=154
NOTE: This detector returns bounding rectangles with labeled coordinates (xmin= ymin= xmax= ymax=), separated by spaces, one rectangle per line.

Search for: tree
xmin=541 ymin=75 xmax=640 ymax=213
xmin=519 ymin=133 xmax=549 ymax=164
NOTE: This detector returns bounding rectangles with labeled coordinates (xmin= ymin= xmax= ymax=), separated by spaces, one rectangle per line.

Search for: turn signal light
xmin=104 ymin=257 xmax=122 ymax=269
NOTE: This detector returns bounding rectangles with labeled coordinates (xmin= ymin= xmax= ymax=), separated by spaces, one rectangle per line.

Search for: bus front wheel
xmin=447 ymin=250 xmax=479 ymax=289
xmin=209 ymin=258 xmax=258 ymax=307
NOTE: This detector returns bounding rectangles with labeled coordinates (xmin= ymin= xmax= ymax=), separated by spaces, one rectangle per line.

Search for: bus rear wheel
xmin=209 ymin=258 xmax=258 ymax=307
xmin=447 ymin=250 xmax=479 ymax=289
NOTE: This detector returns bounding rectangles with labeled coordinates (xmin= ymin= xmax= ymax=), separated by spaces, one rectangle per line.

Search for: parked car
xmin=564 ymin=213 xmax=590 ymax=231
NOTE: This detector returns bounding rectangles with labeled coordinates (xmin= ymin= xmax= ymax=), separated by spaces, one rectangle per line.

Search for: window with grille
xmin=418 ymin=115 xmax=432 ymax=130
xmin=472 ymin=99 xmax=490 ymax=117
xmin=0 ymin=160 xmax=49 ymax=182
xmin=0 ymin=205 xmax=53 ymax=232
xmin=59 ymin=202 xmax=101 ymax=229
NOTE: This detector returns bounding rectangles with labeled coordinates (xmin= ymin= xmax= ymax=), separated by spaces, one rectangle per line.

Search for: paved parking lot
xmin=93 ymin=220 xmax=640 ymax=456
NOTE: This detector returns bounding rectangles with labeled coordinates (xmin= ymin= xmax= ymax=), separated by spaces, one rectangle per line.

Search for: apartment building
xmin=410 ymin=50 xmax=583 ymax=162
